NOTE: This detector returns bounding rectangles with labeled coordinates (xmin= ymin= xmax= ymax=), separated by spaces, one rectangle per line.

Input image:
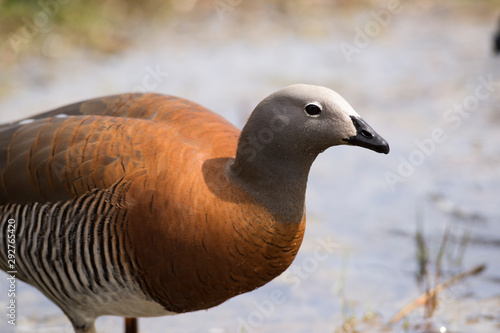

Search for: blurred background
xmin=0 ymin=0 xmax=500 ymax=332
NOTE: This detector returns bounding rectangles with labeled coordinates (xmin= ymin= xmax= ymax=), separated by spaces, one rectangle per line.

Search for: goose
xmin=0 ymin=84 xmax=389 ymax=333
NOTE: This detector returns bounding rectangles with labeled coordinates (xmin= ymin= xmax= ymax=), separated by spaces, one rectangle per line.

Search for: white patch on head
xmin=18 ymin=119 xmax=35 ymax=125
xmin=327 ymin=90 xmax=360 ymax=118
xmin=277 ymin=84 xmax=360 ymax=118
xmin=55 ymin=114 xmax=68 ymax=118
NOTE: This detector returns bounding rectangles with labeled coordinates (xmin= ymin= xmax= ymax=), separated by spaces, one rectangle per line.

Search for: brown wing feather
xmin=15 ymin=93 xmax=211 ymax=122
xmin=0 ymin=93 xmax=237 ymax=205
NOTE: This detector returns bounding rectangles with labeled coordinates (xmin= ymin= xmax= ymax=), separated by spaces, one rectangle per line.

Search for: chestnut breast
xmin=116 ymin=111 xmax=306 ymax=313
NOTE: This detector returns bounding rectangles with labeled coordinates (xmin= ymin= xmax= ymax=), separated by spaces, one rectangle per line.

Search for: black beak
xmin=343 ymin=116 xmax=390 ymax=154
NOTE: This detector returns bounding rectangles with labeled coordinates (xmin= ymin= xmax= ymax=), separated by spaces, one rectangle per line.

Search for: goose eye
xmin=304 ymin=103 xmax=322 ymax=117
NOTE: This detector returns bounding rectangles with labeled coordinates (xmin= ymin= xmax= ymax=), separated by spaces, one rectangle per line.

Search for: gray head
xmin=229 ymin=84 xmax=389 ymax=221
xmin=234 ymin=84 xmax=389 ymax=166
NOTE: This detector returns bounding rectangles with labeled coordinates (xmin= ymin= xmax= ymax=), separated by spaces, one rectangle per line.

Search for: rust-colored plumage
xmin=0 ymin=85 xmax=389 ymax=332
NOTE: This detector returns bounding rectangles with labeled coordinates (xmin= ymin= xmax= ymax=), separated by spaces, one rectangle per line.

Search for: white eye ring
xmin=304 ymin=103 xmax=322 ymax=117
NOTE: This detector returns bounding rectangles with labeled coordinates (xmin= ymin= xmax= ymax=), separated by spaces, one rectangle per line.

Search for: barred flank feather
xmin=0 ymin=186 xmax=157 ymax=332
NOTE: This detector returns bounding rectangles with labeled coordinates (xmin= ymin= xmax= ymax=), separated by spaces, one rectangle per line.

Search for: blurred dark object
xmin=495 ymin=33 xmax=500 ymax=53
xmin=495 ymin=19 xmax=500 ymax=54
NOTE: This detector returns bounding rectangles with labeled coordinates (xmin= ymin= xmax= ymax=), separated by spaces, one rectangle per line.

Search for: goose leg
xmin=125 ymin=317 xmax=138 ymax=333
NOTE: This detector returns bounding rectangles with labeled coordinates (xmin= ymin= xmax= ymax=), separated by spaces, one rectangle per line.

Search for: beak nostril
xmin=348 ymin=116 xmax=389 ymax=154
xmin=361 ymin=130 xmax=374 ymax=139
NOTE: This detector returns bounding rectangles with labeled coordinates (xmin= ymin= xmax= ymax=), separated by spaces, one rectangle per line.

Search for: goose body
xmin=0 ymin=84 xmax=389 ymax=332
